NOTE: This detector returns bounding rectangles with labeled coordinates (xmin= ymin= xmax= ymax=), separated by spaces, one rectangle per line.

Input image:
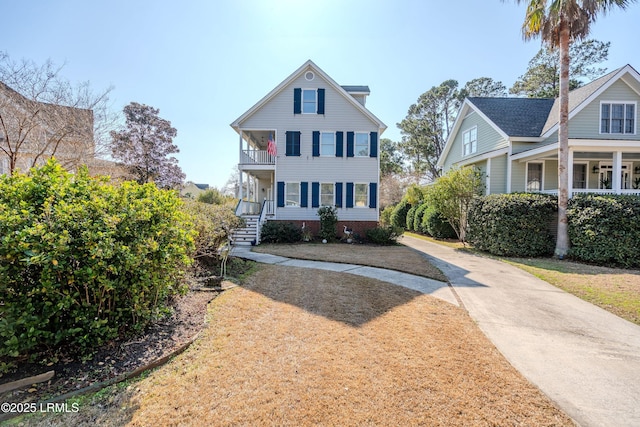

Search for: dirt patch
xmin=253 ymin=241 xmax=447 ymax=282
xmin=30 ymin=264 xmax=573 ymax=426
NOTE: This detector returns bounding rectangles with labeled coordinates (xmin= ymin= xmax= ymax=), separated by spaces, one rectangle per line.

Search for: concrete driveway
xmin=401 ymin=235 xmax=640 ymax=427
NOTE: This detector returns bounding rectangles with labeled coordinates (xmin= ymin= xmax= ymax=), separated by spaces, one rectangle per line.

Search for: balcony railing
xmin=241 ymin=149 xmax=275 ymax=165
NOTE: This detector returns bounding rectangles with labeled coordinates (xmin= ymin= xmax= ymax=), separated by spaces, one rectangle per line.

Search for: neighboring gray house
xmin=438 ymin=64 xmax=640 ymax=196
xmin=230 ymin=60 xmax=387 ymax=244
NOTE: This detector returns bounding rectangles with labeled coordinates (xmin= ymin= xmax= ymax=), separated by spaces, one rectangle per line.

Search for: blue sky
xmin=3 ymin=0 xmax=639 ymax=189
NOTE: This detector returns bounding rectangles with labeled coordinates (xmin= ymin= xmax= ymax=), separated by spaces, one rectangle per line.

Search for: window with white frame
xmin=526 ymin=162 xmax=543 ymax=191
xmin=354 ymin=183 xmax=368 ymax=207
xmin=462 ymin=127 xmax=477 ymax=156
xmin=320 ymin=183 xmax=334 ymax=206
xmin=355 ymin=132 xmax=369 ymax=156
xmin=320 ymin=132 xmax=335 ymax=156
xmin=601 ymin=102 xmax=636 ymax=134
xmin=286 ymin=182 xmax=300 ymax=207
xmin=302 ymin=89 xmax=317 ymax=114
xmin=573 ymin=163 xmax=587 ymax=189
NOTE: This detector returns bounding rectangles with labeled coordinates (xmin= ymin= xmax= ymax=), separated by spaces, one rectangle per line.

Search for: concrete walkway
xmin=232 ymin=238 xmax=640 ymax=426
xmin=401 ymin=235 xmax=640 ymax=427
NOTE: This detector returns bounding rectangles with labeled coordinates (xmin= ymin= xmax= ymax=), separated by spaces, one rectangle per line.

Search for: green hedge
xmin=422 ymin=206 xmax=457 ymax=239
xmin=0 ymin=161 xmax=195 ymax=360
xmin=413 ymin=203 xmax=429 ymax=232
xmin=467 ymin=193 xmax=557 ymax=257
xmin=568 ymin=194 xmax=640 ymax=268
xmin=260 ymin=221 xmax=302 ymax=243
xmin=390 ymin=199 xmax=412 ymax=229
xmin=366 ymin=226 xmax=404 ymax=245
xmin=406 ymin=205 xmax=417 ymax=231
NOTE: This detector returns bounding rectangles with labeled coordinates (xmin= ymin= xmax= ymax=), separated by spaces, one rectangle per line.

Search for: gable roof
xmin=230 ymin=60 xmax=386 ymax=132
xmin=541 ymin=64 xmax=640 ymax=136
xmin=468 ymin=97 xmax=555 ymax=137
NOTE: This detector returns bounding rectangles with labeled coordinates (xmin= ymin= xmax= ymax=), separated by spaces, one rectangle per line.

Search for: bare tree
xmin=0 ymin=52 xmax=115 ymax=174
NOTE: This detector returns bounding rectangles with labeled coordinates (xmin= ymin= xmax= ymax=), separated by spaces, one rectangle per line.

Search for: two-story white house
xmin=230 ymin=60 xmax=387 ymax=244
xmin=438 ymin=64 xmax=640 ymax=197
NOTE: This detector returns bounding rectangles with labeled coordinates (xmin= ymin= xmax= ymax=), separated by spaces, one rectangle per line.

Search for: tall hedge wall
xmin=568 ymin=194 xmax=640 ymax=268
xmin=467 ymin=193 xmax=557 ymax=257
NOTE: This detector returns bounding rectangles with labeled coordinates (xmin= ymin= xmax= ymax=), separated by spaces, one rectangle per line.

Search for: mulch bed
xmin=0 ymin=286 xmax=218 ymax=408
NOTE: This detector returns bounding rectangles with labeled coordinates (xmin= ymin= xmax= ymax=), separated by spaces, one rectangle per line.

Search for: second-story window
xmin=463 ymin=127 xmax=477 ymax=156
xmin=321 ymin=132 xmax=335 ymax=156
xmin=303 ymin=89 xmax=316 ymax=114
xmin=601 ymin=102 xmax=635 ymax=134
xmin=355 ymin=133 xmax=369 ymax=156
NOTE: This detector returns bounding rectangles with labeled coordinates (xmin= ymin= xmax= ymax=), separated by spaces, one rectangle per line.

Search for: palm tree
xmin=513 ymin=0 xmax=635 ymax=259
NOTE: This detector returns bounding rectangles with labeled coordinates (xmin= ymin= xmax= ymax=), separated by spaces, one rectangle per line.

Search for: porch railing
xmin=541 ymin=189 xmax=640 ymax=196
xmin=235 ymin=199 xmax=275 ymax=216
xmin=240 ymin=149 xmax=275 ymax=165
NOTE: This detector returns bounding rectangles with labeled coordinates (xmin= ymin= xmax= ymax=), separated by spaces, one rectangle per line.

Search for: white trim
xmin=354 ymin=132 xmax=370 ymax=157
xmin=302 ymin=88 xmax=317 ymax=114
xmin=462 ymin=126 xmax=478 ymax=157
xmin=304 ymin=71 xmax=315 ymax=81
xmin=485 ymin=157 xmax=491 ymax=195
xmin=230 ymin=60 xmax=387 ymax=133
xmin=512 ymin=144 xmax=558 ymax=162
xmin=599 ymin=101 xmax=637 ymax=135
xmin=320 ymin=131 xmax=335 ymax=157
xmin=285 ymin=181 xmax=301 ymax=207
xmin=320 ymin=182 xmax=334 ymax=206
xmin=354 ymin=182 xmax=368 ymax=208
xmin=506 ymin=145 xmax=512 ymax=193
xmin=452 ymin=147 xmax=509 ymax=168
xmin=542 ymin=64 xmax=640 ymax=138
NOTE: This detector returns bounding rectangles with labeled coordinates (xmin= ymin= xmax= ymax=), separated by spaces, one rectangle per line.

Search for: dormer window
xmin=601 ymin=102 xmax=635 ymax=134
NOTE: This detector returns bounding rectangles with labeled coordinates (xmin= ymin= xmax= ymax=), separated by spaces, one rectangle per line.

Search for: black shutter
xmin=335 ymin=183 xmax=343 ymax=208
xmin=317 ymin=88 xmax=325 ymax=114
xmin=277 ymin=182 xmax=285 ymax=207
xmin=312 ymin=131 xmax=320 ymax=157
xmin=294 ymin=131 xmax=301 ymax=156
xmin=370 ymin=131 xmax=378 ymax=158
xmin=346 ymin=182 xmax=354 ymax=208
xmin=286 ymin=131 xmax=301 ymax=156
xmin=301 ymin=182 xmax=308 ymax=207
xmin=369 ymin=183 xmax=377 ymax=208
xmin=294 ymin=88 xmax=301 ymax=114
xmin=312 ymin=182 xmax=320 ymax=208
xmin=335 ymin=131 xmax=343 ymax=157
xmin=346 ymin=132 xmax=354 ymax=157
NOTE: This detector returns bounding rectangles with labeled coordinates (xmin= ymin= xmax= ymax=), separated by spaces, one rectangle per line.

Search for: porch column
xmin=506 ymin=147 xmax=512 ymax=193
xmin=568 ymin=149 xmax=574 ymax=198
xmin=613 ymin=151 xmax=622 ymax=194
xmin=485 ymin=158 xmax=492 ymax=195
xmin=239 ymin=130 xmax=243 ymax=164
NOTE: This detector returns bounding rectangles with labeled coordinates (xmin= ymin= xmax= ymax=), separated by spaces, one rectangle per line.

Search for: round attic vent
xmin=305 ymin=71 xmax=315 ymax=81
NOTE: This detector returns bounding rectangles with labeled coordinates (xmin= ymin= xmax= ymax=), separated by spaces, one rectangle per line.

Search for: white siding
xmin=238 ymin=69 xmax=380 ymax=222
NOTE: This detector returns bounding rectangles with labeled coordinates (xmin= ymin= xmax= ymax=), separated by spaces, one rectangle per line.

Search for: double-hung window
xmin=601 ymin=102 xmax=636 ymax=134
xmin=286 ymin=183 xmax=300 ymax=207
xmin=320 ymin=132 xmax=335 ymax=156
xmin=355 ymin=133 xmax=369 ymax=156
xmin=526 ymin=162 xmax=543 ymax=192
xmin=302 ymin=89 xmax=317 ymax=114
xmin=354 ymin=183 xmax=368 ymax=207
xmin=320 ymin=183 xmax=334 ymax=206
xmin=463 ymin=127 xmax=477 ymax=156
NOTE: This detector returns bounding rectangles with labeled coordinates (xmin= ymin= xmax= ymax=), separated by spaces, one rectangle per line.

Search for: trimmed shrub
xmin=413 ymin=203 xmax=429 ymax=232
xmin=260 ymin=221 xmax=302 ymax=243
xmin=366 ymin=225 xmax=404 ymax=245
xmin=380 ymin=205 xmax=394 ymax=226
xmin=422 ymin=206 xmax=457 ymax=239
xmin=317 ymin=205 xmax=338 ymax=241
xmin=467 ymin=193 xmax=556 ymax=257
xmin=390 ymin=199 xmax=412 ymax=229
xmin=568 ymin=194 xmax=640 ymax=268
xmin=0 ymin=160 xmax=195 ymax=360
xmin=406 ymin=205 xmax=417 ymax=231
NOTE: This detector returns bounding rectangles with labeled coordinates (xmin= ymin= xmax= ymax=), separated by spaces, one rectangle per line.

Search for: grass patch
xmin=253 ymin=241 xmax=447 ymax=282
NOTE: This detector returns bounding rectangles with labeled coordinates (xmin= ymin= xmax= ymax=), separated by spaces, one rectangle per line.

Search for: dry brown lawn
xmin=253 ymin=242 xmax=447 ymax=282
xmin=33 ymin=264 xmax=573 ymax=426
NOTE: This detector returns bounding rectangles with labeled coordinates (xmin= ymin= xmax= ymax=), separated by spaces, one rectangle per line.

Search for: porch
xmin=513 ymin=144 xmax=640 ymax=197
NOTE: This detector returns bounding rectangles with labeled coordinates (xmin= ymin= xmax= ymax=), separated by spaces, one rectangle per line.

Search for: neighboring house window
xmin=355 ymin=133 xmax=369 ymax=157
xmin=526 ymin=162 xmax=543 ymax=192
xmin=321 ymin=132 xmax=334 ymax=156
xmin=303 ymin=89 xmax=317 ymax=114
xmin=354 ymin=183 xmax=368 ymax=207
xmin=320 ymin=183 xmax=334 ymax=206
xmin=601 ymin=102 xmax=636 ymax=134
xmin=573 ymin=164 xmax=587 ymax=189
xmin=462 ymin=127 xmax=477 ymax=156
xmin=285 ymin=131 xmax=301 ymax=156
xmin=286 ymin=182 xmax=300 ymax=206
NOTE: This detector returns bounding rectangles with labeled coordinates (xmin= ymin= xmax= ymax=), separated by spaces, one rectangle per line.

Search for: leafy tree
xmin=379 ymin=138 xmax=405 ymax=177
xmin=397 ymin=80 xmax=459 ymax=181
xmin=510 ymin=39 xmax=610 ymax=98
xmin=0 ymin=52 xmax=115 ymax=174
xmin=459 ymin=77 xmax=508 ymax=99
xmin=425 ymin=166 xmax=484 ymax=242
xmin=197 ymin=187 xmax=225 ymax=204
xmin=111 ymin=102 xmax=185 ymax=189
xmin=513 ymin=0 xmax=636 ymax=258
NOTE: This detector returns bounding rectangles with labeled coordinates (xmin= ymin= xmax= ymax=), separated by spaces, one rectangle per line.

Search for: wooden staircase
xmin=232 ymin=215 xmax=259 ymax=246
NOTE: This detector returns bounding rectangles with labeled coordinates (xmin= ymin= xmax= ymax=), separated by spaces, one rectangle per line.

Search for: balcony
xmin=240 ymin=149 xmax=275 ymax=166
